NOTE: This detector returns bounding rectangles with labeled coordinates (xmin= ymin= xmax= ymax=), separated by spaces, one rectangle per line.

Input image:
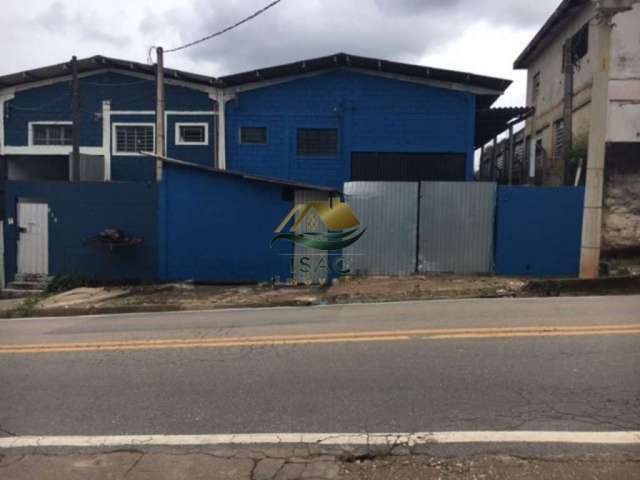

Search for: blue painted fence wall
xmin=158 ymin=163 xmax=293 ymax=283
xmin=5 ymin=72 xmax=217 ymax=181
xmin=226 ymin=70 xmax=476 ymax=189
xmin=495 ymin=186 xmax=585 ymax=277
xmin=4 ymin=181 xmax=158 ymax=282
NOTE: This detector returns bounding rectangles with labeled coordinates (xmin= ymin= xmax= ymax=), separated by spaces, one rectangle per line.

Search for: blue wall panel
xmin=495 ymin=186 xmax=585 ymax=277
xmin=110 ymin=113 xmax=156 ymax=182
xmin=226 ymin=70 xmax=476 ymax=188
xmin=166 ymin=114 xmax=216 ymax=168
xmin=5 ymin=72 xmax=216 ymax=182
xmin=159 ymin=163 xmax=293 ymax=283
xmin=4 ymin=181 xmax=158 ymax=282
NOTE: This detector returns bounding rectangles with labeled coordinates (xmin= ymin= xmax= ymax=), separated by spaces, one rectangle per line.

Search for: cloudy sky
xmin=0 ymin=0 xmax=560 ymax=106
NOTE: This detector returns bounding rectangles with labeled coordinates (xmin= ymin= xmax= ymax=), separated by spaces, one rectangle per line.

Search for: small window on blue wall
xmin=297 ymin=128 xmax=338 ymax=156
xmin=240 ymin=127 xmax=267 ymax=145
xmin=176 ymin=123 xmax=208 ymax=145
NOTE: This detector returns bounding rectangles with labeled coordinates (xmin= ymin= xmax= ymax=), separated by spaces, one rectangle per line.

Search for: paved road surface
xmin=0 ymin=296 xmax=638 ymax=439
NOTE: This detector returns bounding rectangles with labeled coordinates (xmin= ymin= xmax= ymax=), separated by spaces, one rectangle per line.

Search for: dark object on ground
xmin=84 ymin=228 xmax=143 ymax=250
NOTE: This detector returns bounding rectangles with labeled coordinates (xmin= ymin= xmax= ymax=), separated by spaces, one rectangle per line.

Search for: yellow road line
xmin=0 ymin=335 xmax=412 ymax=354
xmin=430 ymin=328 xmax=640 ymax=339
xmin=1 ymin=324 xmax=638 ymax=350
xmin=0 ymin=324 xmax=638 ymax=354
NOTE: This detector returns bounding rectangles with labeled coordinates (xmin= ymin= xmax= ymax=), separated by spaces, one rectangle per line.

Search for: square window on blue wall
xmin=240 ymin=127 xmax=267 ymax=145
xmin=297 ymin=128 xmax=338 ymax=156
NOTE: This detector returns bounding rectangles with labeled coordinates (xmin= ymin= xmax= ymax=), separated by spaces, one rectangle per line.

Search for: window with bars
xmin=32 ymin=124 xmax=72 ymax=146
xmin=114 ymin=125 xmax=154 ymax=154
xmin=240 ymin=127 xmax=267 ymax=145
xmin=554 ymin=120 xmax=565 ymax=162
xmin=563 ymin=22 xmax=589 ymax=71
xmin=176 ymin=124 xmax=207 ymax=145
xmin=297 ymin=128 xmax=338 ymax=156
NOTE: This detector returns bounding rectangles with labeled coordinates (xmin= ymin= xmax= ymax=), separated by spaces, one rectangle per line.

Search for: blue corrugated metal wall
xmin=495 ymin=187 xmax=585 ymax=277
xmin=4 ymin=181 xmax=158 ymax=282
xmin=226 ymin=70 xmax=476 ymax=189
xmin=158 ymin=163 xmax=293 ymax=283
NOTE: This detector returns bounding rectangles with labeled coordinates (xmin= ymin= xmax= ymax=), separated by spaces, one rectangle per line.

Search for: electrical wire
xmin=164 ymin=0 xmax=283 ymax=53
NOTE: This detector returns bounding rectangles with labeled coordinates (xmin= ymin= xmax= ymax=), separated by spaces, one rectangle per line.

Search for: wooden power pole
xmin=155 ymin=46 xmax=165 ymax=182
xmin=71 ymin=56 xmax=80 ymax=181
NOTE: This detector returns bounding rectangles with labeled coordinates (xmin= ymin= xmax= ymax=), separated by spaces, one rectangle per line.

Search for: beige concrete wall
xmin=523 ymin=5 xmax=597 ymax=184
xmin=525 ymin=5 xmax=598 ymax=121
xmin=523 ymin=4 xmax=639 ymax=185
xmin=608 ymin=3 xmax=640 ymax=143
xmin=604 ymin=5 xmax=640 ymax=255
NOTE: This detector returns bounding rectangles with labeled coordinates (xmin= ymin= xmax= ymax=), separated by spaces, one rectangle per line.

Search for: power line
xmin=164 ymin=0 xmax=283 ymax=54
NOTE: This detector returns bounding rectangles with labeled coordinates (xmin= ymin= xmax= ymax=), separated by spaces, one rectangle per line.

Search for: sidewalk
xmin=1 ymin=451 xmax=638 ymax=479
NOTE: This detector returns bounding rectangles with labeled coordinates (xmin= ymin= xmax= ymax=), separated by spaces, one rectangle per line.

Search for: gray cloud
xmin=31 ymin=0 xmax=131 ymax=47
xmin=150 ymin=0 xmax=557 ymax=77
xmin=374 ymin=0 xmax=554 ymax=27
xmin=0 ymin=0 xmax=560 ymax=107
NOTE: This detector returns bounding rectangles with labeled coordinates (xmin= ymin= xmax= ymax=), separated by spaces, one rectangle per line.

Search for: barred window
xmin=32 ymin=124 xmax=72 ymax=146
xmin=240 ymin=127 xmax=267 ymax=144
xmin=115 ymin=125 xmax=154 ymax=154
xmin=554 ymin=120 xmax=565 ymax=161
xmin=297 ymin=128 xmax=338 ymax=156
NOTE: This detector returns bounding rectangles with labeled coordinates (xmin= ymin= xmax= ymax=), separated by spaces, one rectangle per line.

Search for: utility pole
xmin=71 ymin=56 xmax=80 ymax=181
xmin=491 ymin=137 xmax=497 ymax=182
xmin=507 ymin=123 xmax=515 ymax=185
xmin=155 ymin=46 xmax=165 ymax=182
xmin=580 ymin=15 xmax=612 ymax=278
xmin=562 ymin=38 xmax=574 ymax=186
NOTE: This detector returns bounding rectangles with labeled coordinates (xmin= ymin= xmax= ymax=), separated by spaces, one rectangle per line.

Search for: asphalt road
xmin=0 ymin=296 xmax=639 ymax=438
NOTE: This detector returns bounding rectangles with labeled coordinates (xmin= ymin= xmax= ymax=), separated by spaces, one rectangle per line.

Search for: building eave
xmin=514 ymin=0 xmax=590 ymax=70
xmin=144 ymin=152 xmax=340 ymax=194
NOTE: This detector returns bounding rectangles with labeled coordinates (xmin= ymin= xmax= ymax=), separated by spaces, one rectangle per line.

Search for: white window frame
xmin=28 ymin=121 xmax=73 ymax=147
xmin=112 ymin=122 xmax=155 ymax=156
xmin=175 ymin=122 xmax=209 ymax=146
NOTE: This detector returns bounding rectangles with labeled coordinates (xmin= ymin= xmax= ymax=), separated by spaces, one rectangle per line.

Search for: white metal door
xmin=17 ymin=201 xmax=49 ymax=275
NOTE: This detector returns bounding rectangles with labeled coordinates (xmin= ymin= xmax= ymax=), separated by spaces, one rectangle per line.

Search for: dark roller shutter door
xmin=351 ymin=152 xmax=467 ymax=181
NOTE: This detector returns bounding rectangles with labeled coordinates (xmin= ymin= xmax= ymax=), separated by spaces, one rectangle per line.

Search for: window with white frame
xmin=31 ymin=123 xmax=73 ymax=146
xmin=113 ymin=124 xmax=154 ymax=154
xmin=175 ymin=123 xmax=208 ymax=145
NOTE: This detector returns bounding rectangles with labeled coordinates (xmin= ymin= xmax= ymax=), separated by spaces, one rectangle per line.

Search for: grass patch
xmin=46 ymin=274 xmax=88 ymax=294
xmin=13 ymin=295 xmax=43 ymax=318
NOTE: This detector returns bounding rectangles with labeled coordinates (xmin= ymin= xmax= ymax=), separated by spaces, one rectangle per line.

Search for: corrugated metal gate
xmin=344 ymin=182 xmax=418 ymax=276
xmin=419 ymin=182 xmax=496 ymax=274
xmin=343 ymin=181 xmax=496 ymax=275
xmin=293 ymin=189 xmax=331 ymax=284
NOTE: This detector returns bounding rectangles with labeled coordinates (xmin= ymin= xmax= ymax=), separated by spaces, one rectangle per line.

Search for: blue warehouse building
xmin=0 ymin=53 xmax=514 ymax=283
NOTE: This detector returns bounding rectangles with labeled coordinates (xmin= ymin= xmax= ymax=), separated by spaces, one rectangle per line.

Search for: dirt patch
xmin=4 ymin=274 xmax=639 ymax=318
xmin=326 ymin=275 xmax=526 ymax=304
xmin=341 ymin=453 xmax=640 ymax=480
